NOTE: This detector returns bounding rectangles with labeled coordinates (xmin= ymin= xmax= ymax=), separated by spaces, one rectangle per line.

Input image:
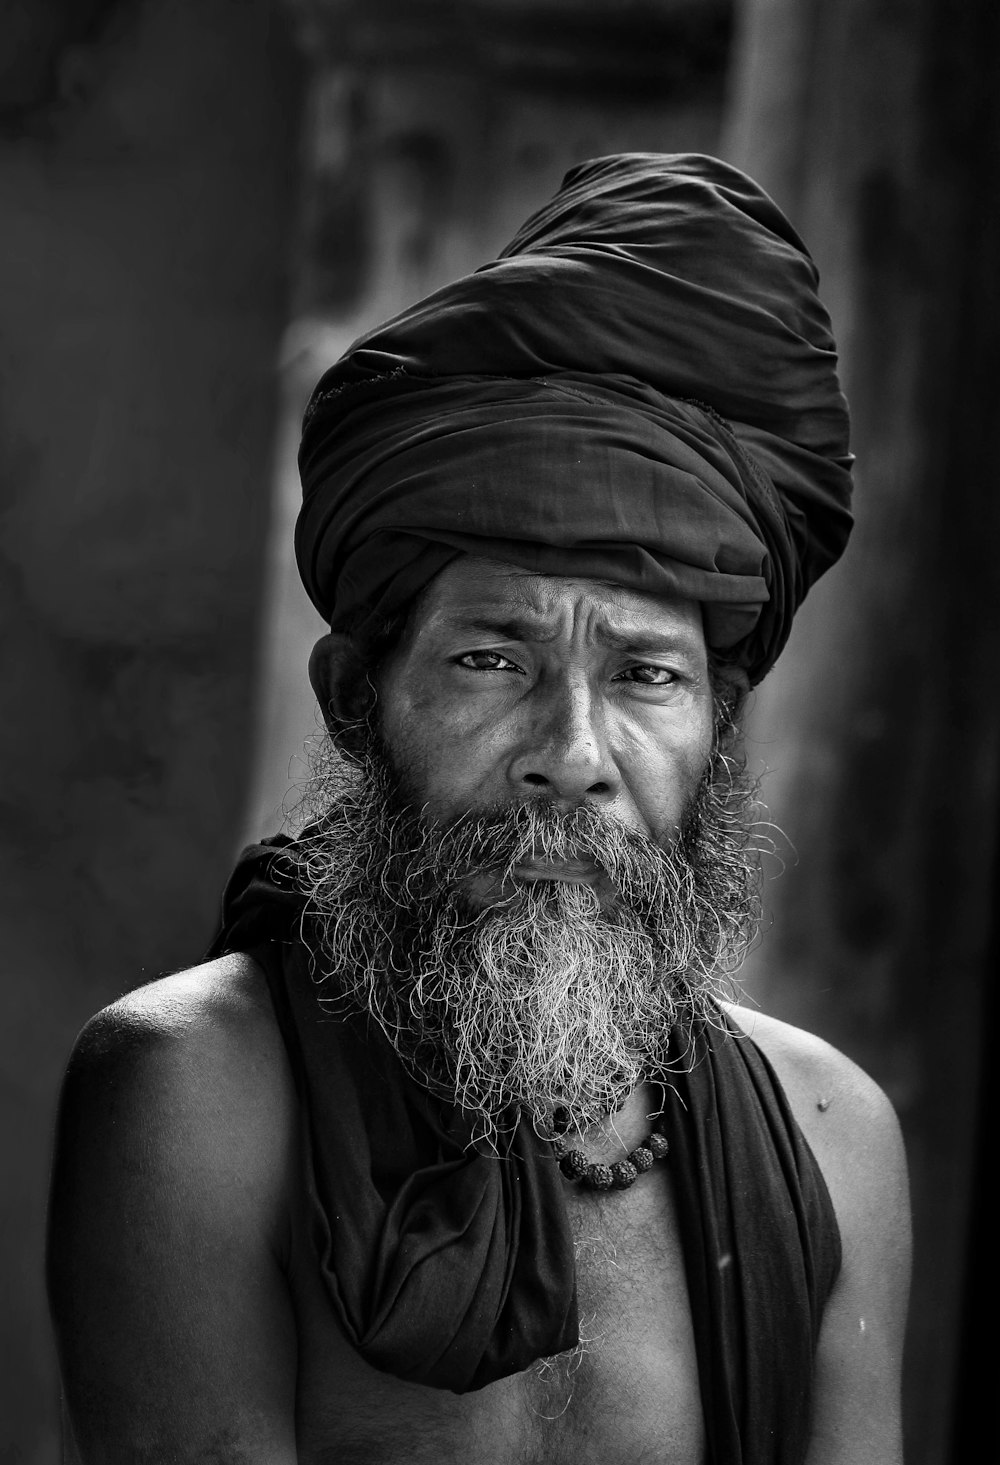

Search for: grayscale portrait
xmin=2 ymin=3 xmax=994 ymax=1462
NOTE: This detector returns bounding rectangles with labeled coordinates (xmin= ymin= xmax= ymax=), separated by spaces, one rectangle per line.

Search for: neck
xmin=550 ymin=1080 xmax=667 ymax=1164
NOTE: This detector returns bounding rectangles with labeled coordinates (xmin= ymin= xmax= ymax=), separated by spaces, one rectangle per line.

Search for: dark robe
xmin=210 ymin=837 xmax=841 ymax=1464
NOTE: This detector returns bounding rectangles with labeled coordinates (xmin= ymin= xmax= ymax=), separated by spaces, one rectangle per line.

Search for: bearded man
xmin=47 ymin=155 xmax=911 ymax=1465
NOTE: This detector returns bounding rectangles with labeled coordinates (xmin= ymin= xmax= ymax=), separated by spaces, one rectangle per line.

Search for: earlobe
xmin=309 ymin=632 xmax=369 ymax=733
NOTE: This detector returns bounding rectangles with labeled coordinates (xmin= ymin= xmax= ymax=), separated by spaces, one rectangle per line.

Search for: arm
xmin=804 ymin=1066 xmax=911 ymax=1465
xmin=47 ymin=957 xmax=300 ymax=1464
xmin=726 ymin=1005 xmax=912 ymax=1465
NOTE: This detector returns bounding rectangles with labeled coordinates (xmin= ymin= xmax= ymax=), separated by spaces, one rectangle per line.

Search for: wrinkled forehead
xmin=405 ymin=556 xmax=707 ymax=653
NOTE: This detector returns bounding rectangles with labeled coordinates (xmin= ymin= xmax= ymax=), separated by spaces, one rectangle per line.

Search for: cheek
xmin=377 ymin=690 xmax=438 ymax=785
xmin=621 ymin=709 xmax=713 ymax=833
xmin=676 ymin=708 xmax=716 ymax=800
xmin=378 ymin=681 xmax=501 ymax=810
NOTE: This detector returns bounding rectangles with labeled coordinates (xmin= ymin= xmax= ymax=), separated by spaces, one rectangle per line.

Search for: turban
xmin=297 ymin=153 xmax=853 ymax=684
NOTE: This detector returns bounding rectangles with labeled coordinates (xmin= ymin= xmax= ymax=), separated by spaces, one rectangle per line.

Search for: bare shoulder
xmin=48 ymin=953 xmax=299 ymax=1461
xmin=721 ymin=1000 xmax=905 ymax=1180
xmin=52 ymin=949 xmax=300 ymax=1283
xmin=57 ymin=952 xmax=295 ymax=1205
xmin=723 ymin=1001 xmax=911 ymax=1463
xmin=720 ymin=998 xmax=910 ymax=1271
xmin=72 ymin=949 xmax=285 ymax=1078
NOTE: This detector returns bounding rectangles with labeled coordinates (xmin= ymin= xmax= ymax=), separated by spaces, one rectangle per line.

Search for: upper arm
xmin=46 ymin=959 xmax=300 ymax=1464
xmin=726 ymin=1004 xmax=912 ymax=1465
xmin=805 ymin=1072 xmax=911 ymax=1465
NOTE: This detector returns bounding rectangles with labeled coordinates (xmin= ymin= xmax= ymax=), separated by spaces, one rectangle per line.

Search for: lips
xmin=512 ymin=859 xmax=602 ymax=885
xmin=461 ymin=856 xmax=614 ymax=911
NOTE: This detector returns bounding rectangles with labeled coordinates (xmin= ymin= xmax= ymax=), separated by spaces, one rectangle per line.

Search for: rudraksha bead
xmin=611 ymin=1160 xmax=639 ymax=1189
xmin=559 ymin=1149 xmax=589 ymax=1181
xmin=586 ymin=1163 xmax=614 ymax=1190
xmin=550 ymin=1113 xmax=670 ymax=1191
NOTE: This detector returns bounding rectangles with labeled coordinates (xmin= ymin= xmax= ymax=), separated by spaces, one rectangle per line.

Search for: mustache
xmin=372 ymin=796 xmax=681 ymax=910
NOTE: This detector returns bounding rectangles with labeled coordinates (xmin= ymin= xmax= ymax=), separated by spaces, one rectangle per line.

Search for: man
xmin=47 ymin=154 xmax=911 ymax=1464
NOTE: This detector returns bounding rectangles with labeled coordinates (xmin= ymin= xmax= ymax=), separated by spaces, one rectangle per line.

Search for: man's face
xmin=376 ymin=557 xmax=715 ymax=853
xmin=296 ymin=560 xmax=755 ymax=1138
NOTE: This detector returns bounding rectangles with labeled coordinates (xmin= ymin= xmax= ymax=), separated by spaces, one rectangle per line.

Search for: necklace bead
xmin=552 ymin=1120 xmax=669 ymax=1191
xmin=586 ymin=1163 xmax=615 ymax=1190
xmin=558 ymin=1149 xmax=590 ymax=1181
xmin=611 ymin=1159 xmax=639 ymax=1188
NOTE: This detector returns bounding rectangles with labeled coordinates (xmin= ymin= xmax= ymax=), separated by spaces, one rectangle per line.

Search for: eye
xmin=615 ymin=664 xmax=678 ymax=686
xmin=455 ymin=650 xmax=524 ymax=673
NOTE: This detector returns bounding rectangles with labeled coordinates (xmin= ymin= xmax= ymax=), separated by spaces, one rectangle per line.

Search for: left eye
xmin=456 ymin=651 xmax=521 ymax=671
xmin=618 ymin=665 xmax=676 ymax=686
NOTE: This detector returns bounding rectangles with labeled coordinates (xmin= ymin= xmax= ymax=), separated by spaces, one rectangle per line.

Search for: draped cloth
xmin=209 ymin=837 xmax=842 ymax=1463
xmin=296 ymin=153 xmax=853 ymax=684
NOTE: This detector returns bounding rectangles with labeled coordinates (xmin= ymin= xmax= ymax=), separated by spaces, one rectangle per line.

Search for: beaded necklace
xmin=547 ymin=1104 xmax=670 ymax=1191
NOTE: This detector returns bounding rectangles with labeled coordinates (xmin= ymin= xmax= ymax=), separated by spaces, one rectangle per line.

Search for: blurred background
xmin=1 ymin=1 xmax=996 ymax=1459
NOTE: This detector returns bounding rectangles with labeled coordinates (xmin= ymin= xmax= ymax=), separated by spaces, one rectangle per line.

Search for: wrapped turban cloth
xmin=297 ymin=152 xmax=853 ymax=684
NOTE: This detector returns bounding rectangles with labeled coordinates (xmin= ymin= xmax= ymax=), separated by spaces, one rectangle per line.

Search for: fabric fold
xmin=208 ymin=836 xmax=841 ymax=1460
xmin=296 ymin=153 xmax=853 ymax=684
xmin=208 ymin=834 xmax=578 ymax=1392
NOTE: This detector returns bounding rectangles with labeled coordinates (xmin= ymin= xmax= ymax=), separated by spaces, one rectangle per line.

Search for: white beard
xmin=290 ymin=740 xmax=760 ymax=1144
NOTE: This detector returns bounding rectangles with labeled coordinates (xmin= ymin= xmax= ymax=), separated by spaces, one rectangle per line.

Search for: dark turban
xmin=297 ymin=153 xmax=853 ymax=684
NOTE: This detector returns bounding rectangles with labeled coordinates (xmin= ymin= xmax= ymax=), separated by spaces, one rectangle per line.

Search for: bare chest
xmin=288 ymin=1165 xmax=705 ymax=1465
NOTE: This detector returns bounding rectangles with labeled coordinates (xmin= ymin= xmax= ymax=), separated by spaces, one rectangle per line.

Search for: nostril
xmin=522 ymin=773 xmax=549 ymax=787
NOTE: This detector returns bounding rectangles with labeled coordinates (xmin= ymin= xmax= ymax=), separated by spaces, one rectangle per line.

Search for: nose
xmin=507 ymin=672 xmax=620 ymax=804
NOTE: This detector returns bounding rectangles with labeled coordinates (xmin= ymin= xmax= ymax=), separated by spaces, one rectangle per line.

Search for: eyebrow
xmin=457 ymin=616 xmax=559 ymax=644
xmin=442 ymin=612 xmax=702 ymax=657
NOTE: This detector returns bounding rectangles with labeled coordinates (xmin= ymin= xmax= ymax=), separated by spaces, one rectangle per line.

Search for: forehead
xmin=408 ymin=556 xmax=706 ymax=649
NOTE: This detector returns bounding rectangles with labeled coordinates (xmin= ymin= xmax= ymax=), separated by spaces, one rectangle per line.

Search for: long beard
xmin=289 ymin=734 xmax=761 ymax=1143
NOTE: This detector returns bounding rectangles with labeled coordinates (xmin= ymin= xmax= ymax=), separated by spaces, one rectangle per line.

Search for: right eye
xmin=454 ymin=651 xmax=523 ymax=672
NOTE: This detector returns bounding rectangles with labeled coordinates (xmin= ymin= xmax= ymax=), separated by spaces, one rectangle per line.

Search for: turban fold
xmin=297 ymin=153 xmax=853 ymax=683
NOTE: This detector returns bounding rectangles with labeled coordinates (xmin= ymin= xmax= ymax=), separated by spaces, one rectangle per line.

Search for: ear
xmin=309 ymin=632 xmax=372 ymax=735
xmin=709 ymin=660 xmax=751 ymax=738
